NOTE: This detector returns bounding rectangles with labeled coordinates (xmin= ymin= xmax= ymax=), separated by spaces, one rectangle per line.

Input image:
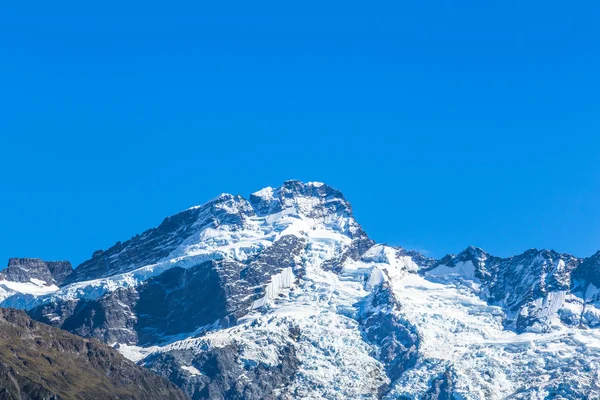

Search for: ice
xmin=385 ymin=272 xmax=600 ymax=399
xmin=117 ymin=210 xmax=388 ymax=399
xmin=0 ymin=280 xmax=59 ymax=297
xmin=252 ymin=267 xmax=295 ymax=309
xmin=250 ymin=186 xmax=274 ymax=200
xmin=3 ymin=181 xmax=599 ymax=399
xmin=180 ymin=365 xmax=203 ymax=376
xmin=114 ymin=343 xmax=160 ymax=362
xmin=428 ymin=260 xmax=478 ymax=281
xmin=3 ymin=182 xmax=360 ymax=309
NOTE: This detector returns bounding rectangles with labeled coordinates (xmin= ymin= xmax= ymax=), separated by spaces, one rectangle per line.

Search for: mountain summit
xmin=1 ymin=180 xmax=599 ymax=399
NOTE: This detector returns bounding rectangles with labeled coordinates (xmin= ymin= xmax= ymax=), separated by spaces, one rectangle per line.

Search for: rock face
xmin=426 ymin=246 xmax=590 ymax=332
xmin=0 ymin=258 xmax=72 ymax=285
xmin=357 ymin=282 xmax=419 ymax=388
xmin=422 ymin=368 xmax=456 ymax=400
xmin=144 ymin=340 xmax=301 ymax=400
xmin=62 ymin=194 xmax=255 ymax=285
xmin=29 ymin=288 xmax=141 ymax=346
xmin=574 ymin=250 xmax=600 ymax=288
xmin=30 ymin=234 xmax=310 ymax=347
xmin=2 ymin=180 xmax=600 ymax=399
xmin=0 ymin=307 xmax=187 ymax=400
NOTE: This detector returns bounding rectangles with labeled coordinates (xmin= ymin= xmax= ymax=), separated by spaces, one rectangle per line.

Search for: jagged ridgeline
xmin=1 ymin=180 xmax=599 ymax=399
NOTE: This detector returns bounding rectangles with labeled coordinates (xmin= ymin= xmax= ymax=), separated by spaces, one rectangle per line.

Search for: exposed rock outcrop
xmin=0 ymin=258 xmax=72 ymax=286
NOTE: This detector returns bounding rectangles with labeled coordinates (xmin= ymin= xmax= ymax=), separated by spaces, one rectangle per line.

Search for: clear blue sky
xmin=2 ymin=1 xmax=600 ymax=267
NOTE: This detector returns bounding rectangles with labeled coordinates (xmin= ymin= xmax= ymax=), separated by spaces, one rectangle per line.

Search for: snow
xmin=528 ymin=291 xmax=568 ymax=321
xmin=251 ymin=186 xmax=274 ymax=200
xmin=99 ymin=187 xmax=600 ymax=399
xmin=114 ymin=343 xmax=160 ymax=362
xmin=180 ymin=365 xmax=203 ymax=376
xmin=365 ymin=267 xmax=385 ymax=289
xmin=586 ymin=282 xmax=600 ymax=298
xmin=385 ymin=272 xmax=600 ymax=399
xmin=0 ymin=280 xmax=58 ymax=297
xmin=428 ymin=260 xmax=478 ymax=281
xmin=307 ymin=181 xmax=324 ymax=187
xmin=269 ymin=305 xmax=314 ymax=318
xmin=118 ymin=218 xmax=390 ymax=399
xmin=97 ymin=212 xmax=600 ymax=399
xmin=343 ymin=245 xmax=416 ymax=290
xmin=4 ymin=181 xmax=600 ymax=399
xmin=2 ymin=181 xmax=362 ymax=311
xmin=252 ymin=267 xmax=295 ymax=309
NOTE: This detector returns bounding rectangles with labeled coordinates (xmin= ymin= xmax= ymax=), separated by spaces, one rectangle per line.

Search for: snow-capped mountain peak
xmin=2 ymin=180 xmax=600 ymax=399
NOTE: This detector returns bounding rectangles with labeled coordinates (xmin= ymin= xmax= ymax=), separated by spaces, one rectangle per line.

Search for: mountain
xmin=426 ymin=246 xmax=589 ymax=332
xmin=0 ymin=258 xmax=72 ymax=286
xmin=0 ymin=258 xmax=73 ymax=310
xmin=1 ymin=180 xmax=599 ymax=399
xmin=0 ymin=307 xmax=186 ymax=400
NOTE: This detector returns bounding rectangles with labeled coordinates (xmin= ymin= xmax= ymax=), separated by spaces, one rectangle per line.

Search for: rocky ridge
xmin=0 ymin=258 xmax=72 ymax=286
xmin=0 ymin=180 xmax=599 ymax=399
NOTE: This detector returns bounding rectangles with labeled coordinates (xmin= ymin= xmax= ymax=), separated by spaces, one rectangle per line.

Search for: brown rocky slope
xmin=0 ymin=307 xmax=187 ymax=400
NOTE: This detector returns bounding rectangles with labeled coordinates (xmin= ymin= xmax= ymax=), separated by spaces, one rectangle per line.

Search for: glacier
xmin=1 ymin=180 xmax=600 ymax=399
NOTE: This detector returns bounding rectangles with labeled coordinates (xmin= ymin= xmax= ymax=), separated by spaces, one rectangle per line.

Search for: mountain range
xmin=1 ymin=180 xmax=599 ymax=399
